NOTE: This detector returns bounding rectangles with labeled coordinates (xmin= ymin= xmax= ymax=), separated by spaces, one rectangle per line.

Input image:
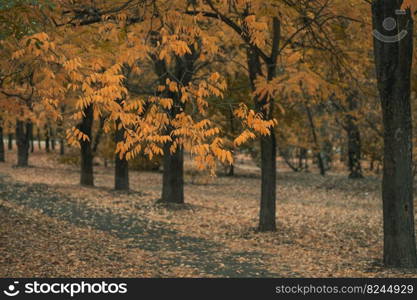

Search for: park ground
xmin=1 ymin=149 xmax=417 ymax=278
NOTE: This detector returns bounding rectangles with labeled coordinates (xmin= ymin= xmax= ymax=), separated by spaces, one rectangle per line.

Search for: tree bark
xmin=161 ymin=142 xmax=184 ymax=203
xmin=51 ymin=129 xmax=56 ymax=151
xmin=37 ymin=128 xmax=41 ymax=150
xmin=16 ymin=121 xmax=31 ymax=167
xmin=0 ymin=126 xmax=5 ymax=162
xmin=342 ymin=93 xmax=364 ymax=179
xmin=347 ymin=122 xmax=363 ymax=179
xmin=78 ymin=105 xmax=94 ymax=186
xmin=247 ymin=46 xmax=277 ymax=231
xmin=29 ymin=125 xmax=34 ymax=153
xmin=59 ymin=138 xmax=65 ymax=155
xmin=44 ymin=124 xmax=50 ymax=153
xmin=114 ymin=117 xmax=129 ymax=190
xmin=372 ymin=0 xmax=417 ymax=267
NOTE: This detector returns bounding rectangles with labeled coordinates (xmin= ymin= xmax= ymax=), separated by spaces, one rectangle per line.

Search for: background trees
xmin=1 ymin=0 xmax=417 ymax=269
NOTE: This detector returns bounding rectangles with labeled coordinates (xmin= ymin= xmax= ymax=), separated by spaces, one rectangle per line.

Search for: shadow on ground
xmin=0 ymin=176 xmax=280 ymax=277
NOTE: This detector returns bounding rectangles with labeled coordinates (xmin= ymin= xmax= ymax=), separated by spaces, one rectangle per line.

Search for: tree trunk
xmin=78 ymin=105 xmax=94 ymax=186
xmin=0 ymin=126 xmax=5 ymax=162
xmin=48 ymin=125 xmax=55 ymax=151
xmin=59 ymin=138 xmax=65 ymax=155
xmin=299 ymin=147 xmax=308 ymax=171
xmin=44 ymin=124 xmax=50 ymax=153
xmin=226 ymin=163 xmax=235 ymax=176
xmin=29 ymin=125 xmax=34 ymax=153
xmin=259 ymin=132 xmax=276 ymax=231
xmin=114 ymin=117 xmax=129 ymax=191
xmin=153 ymin=47 xmax=197 ymax=204
xmin=161 ymin=142 xmax=184 ymax=203
xmin=247 ymin=46 xmax=277 ymax=232
xmin=16 ymin=121 xmax=31 ymax=167
xmin=347 ymin=118 xmax=363 ymax=179
xmin=372 ymin=0 xmax=417 ymax=268
xmin=345 ymin=94 xmax=363 ymax=179
xmin=37 ymin=128 xmax=41 ymax=150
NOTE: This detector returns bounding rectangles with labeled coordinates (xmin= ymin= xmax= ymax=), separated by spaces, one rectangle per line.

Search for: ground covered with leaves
xmin=1 ymin=151 xmax=417 ymax=277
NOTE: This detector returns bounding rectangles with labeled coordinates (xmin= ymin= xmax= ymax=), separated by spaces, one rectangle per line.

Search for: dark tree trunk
xmin=372 ymin=0 xmax=417 ymax=268
xmin=347 ymin=126 xmax=362 ymax=179
xmin=247 ymin=46 xmax=277 ymax=232
xmin=37 ymin=128 xmax=41 ymax=150
xmin=16 ymin=121 xmax=31 ymax=167
xmin=161 ymin=142 xmax=184 ymax=203
xmin=346 ymin=94 xmax=363 ymax=179
xmin=57 ymin=113 xmax=65 ymax=155
xmin=59 ymin=138 xmax=65 ymax=155
xmin=226 ymin=163 xmax=235 ymax=176
xmin=346 ymin=120 xmax=363 ymax=179
xmin=259 ymin=132 xmax=276 ymax=231
xmin=114 ymin=117 xmax=129 ymax=190
xmin=51 ymin=133 xmax=56 ymax=151
xmin=0 ymin=126 xmax=5 ymax=162
xmin=8 ymin=132 xmax=13 ymax=151
xmin=298 ymin=147 xmax=308 ymax=171
xmin=92 ymin=116 xmax=106 ymax=155
xmin=78 ymin=105 xmax=94 ymax=186
xmin=44 ymin=124 xmax=50 ymax=153
xmin=48 ymin=125 xmax=55 ymax=151
xmin=29 ymin=125 xmax=34 ymax=153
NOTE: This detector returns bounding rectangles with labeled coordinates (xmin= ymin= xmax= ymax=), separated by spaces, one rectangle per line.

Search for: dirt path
xmin=0 ymin=175 xmax=280 ymax=277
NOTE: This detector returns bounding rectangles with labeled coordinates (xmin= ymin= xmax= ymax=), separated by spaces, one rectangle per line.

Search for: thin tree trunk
xmin=16 ymin=121 xmax=31 ymax=167
xmin=299 ymin=147 xmax=308 ymax=171
xmin=114 ymin=117 xmax=129 ymax=190
xmin=0 ymin=126 xmax=5 ymax=162
xmin=78 ymin=105 xmax=94 ymax=186
xmin=59 ymin=138 xmax=65 ymax=155
xmin=29 ymin=125 xmax=34 ymax=153
xmin=51 ymin=129 xmax=56 ymax=151
xmin=372 ymin=0 xmax=417 ymax=267
xmin=37 ymin=128 xmax=41 ymax=150
xmin=226 ymin=163 xmax=235 ymax=176
xmin=44 ymin=124 xmax=50 ymax=153
xmin=347 ymin=118 xmax=363 ymax=178
xmin=345 ymin=94 xmax=363 ymax=179
xmin=304 ymin=103 xmax=326 ymax=176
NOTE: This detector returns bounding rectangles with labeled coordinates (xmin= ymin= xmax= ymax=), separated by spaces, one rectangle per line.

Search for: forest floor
xmin=1 ymin=150 xmax=417 ymax=278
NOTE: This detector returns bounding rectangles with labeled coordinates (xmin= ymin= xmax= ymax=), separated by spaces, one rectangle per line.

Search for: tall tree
xmin=77 ymin=105 xmax=94 ymax=186
xmin=114 ymin=99 xmax=129 ymax=191
xmin=372 ymin=0 xmax=417 ymax=267
xmin=0 ymin=124 xmax=5 ymax=162
xmin=15 ymin=120 xmax=31 ymax=167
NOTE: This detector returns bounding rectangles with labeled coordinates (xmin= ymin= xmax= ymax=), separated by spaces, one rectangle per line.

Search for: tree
xmin=372 ymin=0 xmax=417 ymax=267
xmin=0 ymin=122 xmax=5 ymax=162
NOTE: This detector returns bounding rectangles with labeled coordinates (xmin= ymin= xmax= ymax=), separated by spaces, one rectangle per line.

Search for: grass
xmin=0 ymin=149 xmax=416 ymax=277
